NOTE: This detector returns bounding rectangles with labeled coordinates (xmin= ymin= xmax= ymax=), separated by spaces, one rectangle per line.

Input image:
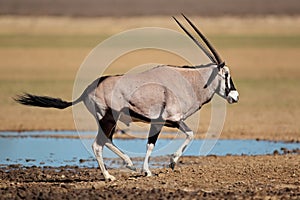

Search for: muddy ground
xmin=1 ymin=155 xmax=299 ymax=199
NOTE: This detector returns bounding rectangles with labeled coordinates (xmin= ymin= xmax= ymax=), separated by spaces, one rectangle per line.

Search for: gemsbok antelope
xmin=15 ymin=14 xmax=239 ymax=181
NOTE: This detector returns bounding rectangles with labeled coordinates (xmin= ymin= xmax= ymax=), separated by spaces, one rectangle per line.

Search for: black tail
xmin=13 ymin=76 xmax=110 ymax=109
xmin=14 ymin=93 xmax=81 ymax=109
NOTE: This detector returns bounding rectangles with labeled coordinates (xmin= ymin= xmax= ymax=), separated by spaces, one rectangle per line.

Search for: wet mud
xmin=1 ymin=155 xmax=299 ymax=199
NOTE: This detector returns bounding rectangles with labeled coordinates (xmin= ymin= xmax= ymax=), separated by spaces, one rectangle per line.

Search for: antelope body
xmin=15 ymin=14 xmax=239 ymax=181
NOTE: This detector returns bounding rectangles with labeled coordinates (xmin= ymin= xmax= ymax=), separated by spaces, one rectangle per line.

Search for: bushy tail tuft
xmin=14 ymin=93 xmax=74 ymax=109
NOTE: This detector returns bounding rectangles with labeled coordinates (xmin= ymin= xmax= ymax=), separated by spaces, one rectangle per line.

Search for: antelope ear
xmin=218 ymin=62 xmax=226 ymax=70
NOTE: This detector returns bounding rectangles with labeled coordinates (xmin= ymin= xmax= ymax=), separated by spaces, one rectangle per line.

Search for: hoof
xmin=126 ymin=165 xmax=137 ymax=172
xmin=169 ymin=162 xmax=176 ymax=170
xmin=105 ymin=175 xmax=116 ymax=181
xmin=143 ymin=170 xmax=152 ymax=177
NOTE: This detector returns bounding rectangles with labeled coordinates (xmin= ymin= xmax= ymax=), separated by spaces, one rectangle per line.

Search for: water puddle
xmin=0 ymin=131 xmax=299 ymax=168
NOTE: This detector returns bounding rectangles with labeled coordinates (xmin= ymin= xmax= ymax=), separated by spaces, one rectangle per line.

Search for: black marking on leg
xmin=148 ymin=135 xmax=159 ymax=145
xmin=147 ymin=123 xmax=163 ymax=145
xmin=182 ymin=145 xmax=187 ymax=153
xmin=144 ymin=171 xmax=149 ymax=176
xmin=169 ymin=162 xmax=176 ymax=170
xmin=98 ymin=110 xmax=118 ymax=139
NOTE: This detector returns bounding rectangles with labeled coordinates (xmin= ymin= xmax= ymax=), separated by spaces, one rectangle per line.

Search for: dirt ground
xmin=1 ymin=155 xmax=299 ymax=199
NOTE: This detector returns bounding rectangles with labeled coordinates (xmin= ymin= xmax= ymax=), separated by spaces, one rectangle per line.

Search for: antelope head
xmin=173 ymin=14 xmax=239 ymax=104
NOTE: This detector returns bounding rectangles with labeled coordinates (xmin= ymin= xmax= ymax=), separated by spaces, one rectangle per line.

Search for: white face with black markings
xmin=173 ymin=14 xmax=239 ymax=104
xmin=218 ymin=66 xmax=239 ymax=104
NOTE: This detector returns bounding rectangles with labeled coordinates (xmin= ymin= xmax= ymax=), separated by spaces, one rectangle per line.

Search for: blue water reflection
xmin=0 ymin=131 xmax=299 ymax=168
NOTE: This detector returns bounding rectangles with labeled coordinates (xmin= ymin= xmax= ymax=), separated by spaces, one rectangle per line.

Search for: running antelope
xmin=15 ymin=14 xmax=239 ymax=181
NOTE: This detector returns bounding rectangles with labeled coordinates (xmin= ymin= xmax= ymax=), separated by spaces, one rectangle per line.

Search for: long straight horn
xmin=181 ymin=13 xmax=224 ymax=66
xmin=173 ymin=16 xmax=217 ymax=64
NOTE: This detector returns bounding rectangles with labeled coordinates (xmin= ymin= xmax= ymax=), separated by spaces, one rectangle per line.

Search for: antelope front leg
xmin=143 ymin=143 xmax=155 ymax=176
xmin=142 ymin=123 xmax=163 ymax=176
xmin=170 ymin=121 xmax=194 ymax=170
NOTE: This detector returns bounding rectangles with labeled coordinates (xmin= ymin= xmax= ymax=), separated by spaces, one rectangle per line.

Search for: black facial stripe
xmin=229 ymin=77 xmax=236 ymax=91
xmin=225 ymin=73 xmax=230 ymax=96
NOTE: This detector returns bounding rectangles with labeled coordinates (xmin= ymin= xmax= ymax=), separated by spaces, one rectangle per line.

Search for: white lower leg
xmin=143 ymin=143 xmax=154 ymax=176
xmin=92 ymin=141 xmax=116 ymax=181
xmin=170 ymin=131 xmax=194 ymax=166
xmin=105 ymin=141 xmax=135 ymax=170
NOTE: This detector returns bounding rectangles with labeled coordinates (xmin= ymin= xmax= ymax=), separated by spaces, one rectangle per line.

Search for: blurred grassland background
xmin=0 ymin=0 xmax=299 ymax=141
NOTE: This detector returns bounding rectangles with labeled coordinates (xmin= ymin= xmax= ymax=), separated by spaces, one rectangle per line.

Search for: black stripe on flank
xmin=128 ymin=109 xmax=151 ymax=123
xmin=122 ymin=108 xmax=180 ymax=129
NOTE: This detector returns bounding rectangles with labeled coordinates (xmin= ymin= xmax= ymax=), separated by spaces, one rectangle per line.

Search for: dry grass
xmin=0 ymin=16 xmax=299 ymax=141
